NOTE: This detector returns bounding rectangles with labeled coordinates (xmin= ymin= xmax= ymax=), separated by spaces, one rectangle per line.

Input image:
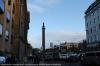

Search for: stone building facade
xmin=0 ymin=0 xmax=30 ymax=62
xmin=85 ymin=0 xmax=100 ymax=51
xmin=0 ymin=0 xmax=12 ymax=55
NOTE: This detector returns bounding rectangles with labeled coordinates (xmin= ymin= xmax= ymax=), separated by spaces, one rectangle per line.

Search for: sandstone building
xmin=0 ymin=0 xmax=30 ymax=62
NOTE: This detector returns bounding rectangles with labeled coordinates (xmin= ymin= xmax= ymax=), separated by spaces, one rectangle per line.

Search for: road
xmin=25 ymin=60 xmax=83 ymax=66
xmin=1 ymin=61 xmax=96 ymax=66
xmin=44 ymin=61 xmax=82 ymax=66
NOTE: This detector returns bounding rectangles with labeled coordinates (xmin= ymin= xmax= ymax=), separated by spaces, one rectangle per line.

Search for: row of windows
xmin=86 ymin=24 xmax=100 ymax=35
xmin=0 ymin=23 xmax=9 ymax=41
xmin=0 ymin=0 xmax=15 ymax=14
xmin=0 ymin=0 xmax=16 ymax=42
xmin=87 ymin=35 xmax=98 ymax=43
xmin=86 ymin=8 xmax=100 ymax=20
xmin=5 ymin=0 xmax=11 ymax=41
xmin=86 ymin=7 xmax=100 ymax=27
xmin=86 ymin=16 xmax=100 ymax=27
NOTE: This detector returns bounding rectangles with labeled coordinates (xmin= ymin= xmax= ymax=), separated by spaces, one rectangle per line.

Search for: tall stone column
xmin=42 ymin=22 xmax=45 ymax=61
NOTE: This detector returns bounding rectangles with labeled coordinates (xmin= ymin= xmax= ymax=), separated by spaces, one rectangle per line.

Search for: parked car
xmin=59 ymin=52 xmax=70 ymax=61
xmin=0 ymin=52 xmax=6 ymax=64
xmin=70 ymin=53 xmax=80 ymax=62
xmin=59 ymin=52 xmax=80 ymax=62
xmin=0 ymin=56 xmax=6 ymax=64
xmin=80 ymin=51 xmax=100 ymax=65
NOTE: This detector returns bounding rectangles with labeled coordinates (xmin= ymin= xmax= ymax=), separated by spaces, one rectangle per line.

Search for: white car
xmin=59 ymin=53 xmax=70 ymax=60
xmin=0 ymin=56 xmax=6 ymax=64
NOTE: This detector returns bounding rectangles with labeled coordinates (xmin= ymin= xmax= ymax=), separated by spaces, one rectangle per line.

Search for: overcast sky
xmin=27 ymin=0 xmax=95 ymax=48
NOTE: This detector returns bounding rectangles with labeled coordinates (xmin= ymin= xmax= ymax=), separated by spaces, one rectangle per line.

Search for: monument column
xmin=42 ymin=22 xmax=45 ymax=60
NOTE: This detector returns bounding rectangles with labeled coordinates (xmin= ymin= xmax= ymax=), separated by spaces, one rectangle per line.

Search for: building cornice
xmin=85 ymin=0 xmax=100 ymax=14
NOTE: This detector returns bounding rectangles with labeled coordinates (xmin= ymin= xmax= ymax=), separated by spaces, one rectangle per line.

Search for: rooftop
xmin=85 ymin=0 xmax=100 ymax=14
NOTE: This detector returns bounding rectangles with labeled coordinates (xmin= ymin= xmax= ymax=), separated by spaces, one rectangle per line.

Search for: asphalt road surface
xmin=44 ymin=61 xmax=82 ymax=66
xmin=44 ymin=61 xmax=97 ymax=66
xmin=1 ymin=61 xmax=96 ymax=66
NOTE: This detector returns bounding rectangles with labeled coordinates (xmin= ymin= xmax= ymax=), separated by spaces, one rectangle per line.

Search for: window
xmin=0 ymin=23 xmax=2 ymax=37
xmin=8 ymin=0 xmax=11 ymax=5
xmin=5 ymin=30 xmax=9 ymax=41
xmin=94 ymin=18 xmax=95 ymax=23
xmin=0 ymin=0 xmax=4 ymax=13
xmin=99 ymin=24 xmax=100 ymax=30
xmin=6 ymin=11 xmax=11 ymax=22
xmin=94 ymin=26 xmax=96 ymax=32
xmin=91 ymin=37 xmax=92 ymax=43
xmin=93 ymin=12 xmax=95 ymax=16
xmin=86 ymin=23 xmax=88 ymax=27
xmin=89 ymin=38 xmax=91 ymax=43
xmin=98 ymin=16 xmax=100 ymax=21
xmin=97 ymin=35 xmax=99 ymax=41
xmin=90 ymin=21 xmax=91 ymax=25
xmin=12 ymin=4 xmax=15 ymax=14
xmin=94 ymin=35 xmax=97 ymax=42
xmin=91 ymin=28 xmax=93 ymax=34
xmin=12 ymin=19 xmax=14 ymax=28
xmin=87 ymin=39 xmax=89 ymax=43
xmin=86 ymin=30 xmax=89 ymax=34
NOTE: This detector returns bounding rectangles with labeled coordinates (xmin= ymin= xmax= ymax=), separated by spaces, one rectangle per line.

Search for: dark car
xmin=80 ymin=51 xmax=100 ymax=65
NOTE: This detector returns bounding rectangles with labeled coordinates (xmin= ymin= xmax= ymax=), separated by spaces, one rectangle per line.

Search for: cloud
xmin=28 ymin=30 xmax=86 ymax=48
xmin=27 ymin=0 xmax=60 ymax=13
xmin=28 ymin=4 xmax=44 ymax=13
xmin=46 ymin=31 xmax=86 ymax=42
